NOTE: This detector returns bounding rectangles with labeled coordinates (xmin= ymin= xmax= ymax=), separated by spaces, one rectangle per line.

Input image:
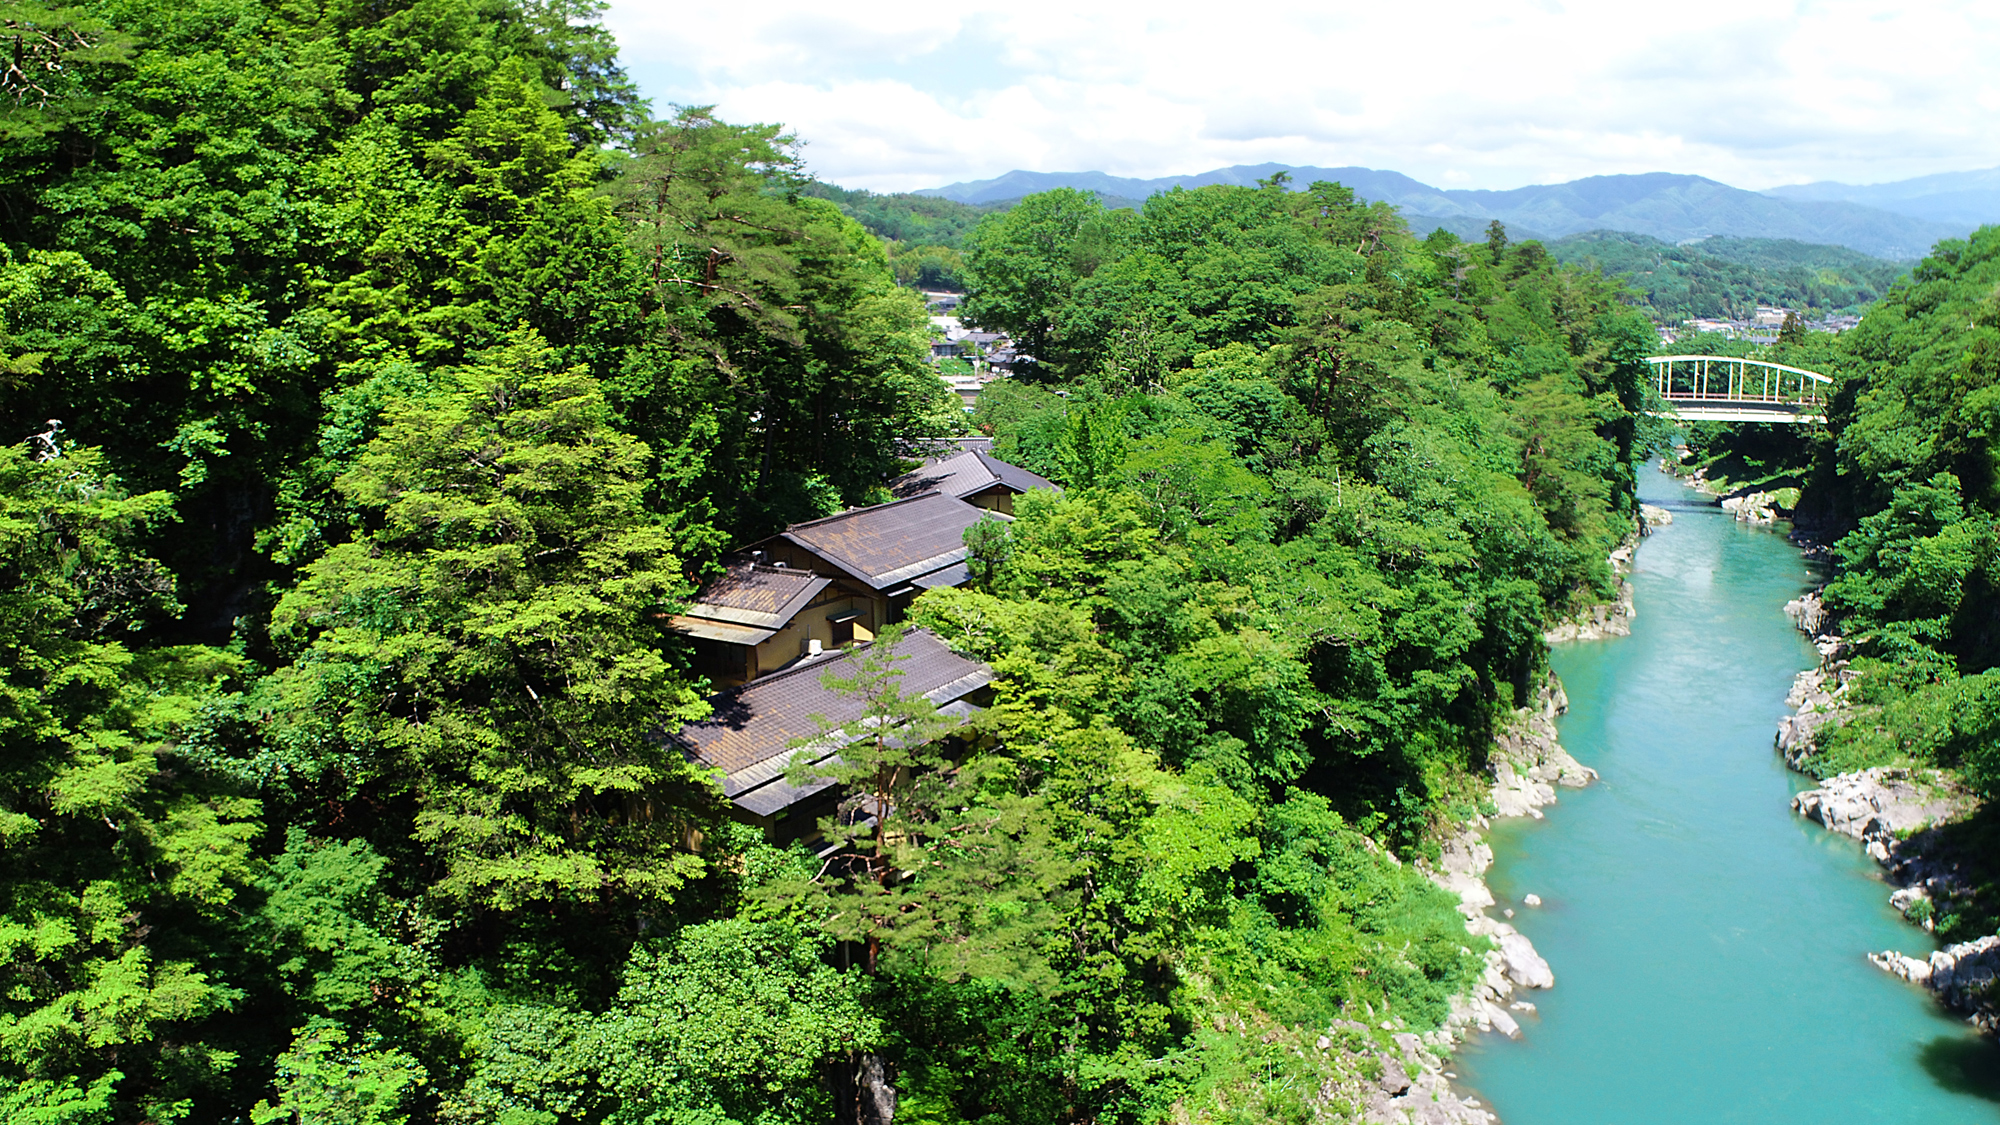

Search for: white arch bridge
xmin=1646 ymin=355 xmax=1832 ymax=424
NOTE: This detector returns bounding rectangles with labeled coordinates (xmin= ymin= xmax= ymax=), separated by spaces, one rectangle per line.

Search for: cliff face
xmin=1304 ymin=677 xmax=1602 ymax=1125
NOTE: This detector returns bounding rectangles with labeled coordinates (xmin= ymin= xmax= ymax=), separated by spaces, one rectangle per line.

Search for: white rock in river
xmin=1522 ymin=893 xmax=1542 ymax=907
xmin=1499 ymin=932 xmax=1556 ymax=989
xmin=1482 ymin=1001 xmax=1522 ymax=1039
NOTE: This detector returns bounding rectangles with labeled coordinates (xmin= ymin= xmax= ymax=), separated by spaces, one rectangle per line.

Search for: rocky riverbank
xmin=1661 ymin=455 xmax=1797 ymax=526
xmin=1772 ymin=594 xmax=1853 ymax=771
xmin=1869 ymin=938 xmax=2000 ymax=1033
xmin=1542 ymin=526 xmax=1644 ymax=644
xmin=1346 ymin=677 xmax=1596 ymax=1125
xmin=1427 ymin=686 xmax=1591 ymax=1036
xmin=1775 ymin=591 xmax=1994 ymax=1030
xmin=1307 ymin=674 xmax=1592 ymax=1124
xmin=1541 ymin=582 xmax=1633 ymax=644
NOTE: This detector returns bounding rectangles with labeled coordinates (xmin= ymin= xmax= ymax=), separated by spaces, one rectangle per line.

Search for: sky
xmin=599 ymin=0 xmax=2000 ymax=195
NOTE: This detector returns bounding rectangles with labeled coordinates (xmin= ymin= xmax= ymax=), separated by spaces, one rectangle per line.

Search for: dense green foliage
xmin=847 ymin=179 xmax=1656 ymax=1118
xmin=1786 ymin=228 xmax=2000 ymax=693
xmin=1548 ymin=231 xmax=1911 ymax=321
xmin=0 ymin=2 xmax=1660 ymax=1120
xmin=802 ymin=183 xmax=1003 ymax=250
xmin=809 ymin=185 xmax=1920 ymax=322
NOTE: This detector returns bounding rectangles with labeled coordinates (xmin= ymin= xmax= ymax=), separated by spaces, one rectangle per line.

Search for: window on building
xmin=827 ymin=608 xmax=865 ymax=647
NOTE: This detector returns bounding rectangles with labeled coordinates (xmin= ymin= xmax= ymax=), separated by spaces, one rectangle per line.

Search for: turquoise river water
xmin=1457 ymin=468 xmax=2000 ymax=1123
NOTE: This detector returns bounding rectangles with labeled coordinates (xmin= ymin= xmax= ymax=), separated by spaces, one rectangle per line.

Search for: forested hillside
xmin=1547 ymin=231 xmax=1912 ymax=320
xmin=0 ymin=3 xmax=1657 ymax=1122
xmin=812 ymin=179 xmax=1914 ymax=322
xmin=916 ymin=166 xmax=1965 ymax=259
xmin=801 ymin=184 xmax=1000 ymax=290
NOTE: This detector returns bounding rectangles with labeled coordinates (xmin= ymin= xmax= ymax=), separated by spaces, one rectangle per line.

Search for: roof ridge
xmin=781 ymin=492 xmax=985 ymax=585
xmin=889 ymin=451 xmax=984 ymax=491
xmin=783 ymin=490 xmax=948 ymax=532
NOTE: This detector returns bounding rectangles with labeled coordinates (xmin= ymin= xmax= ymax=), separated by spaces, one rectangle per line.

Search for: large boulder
xmin=1792 ymin=768 xmax=1967 ymax=850
xmin=1498 ymin=932 xmax=1555 ymax=990
xmin=1872 ymin=934 xmax=2000 ymax=1032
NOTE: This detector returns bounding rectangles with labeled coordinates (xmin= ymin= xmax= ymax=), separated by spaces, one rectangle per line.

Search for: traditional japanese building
xmin=672 ymin=629 xmax=992 ymax=838
xmin=887 ymin=448 xmax=1058 ymax=515
xmin=673 ymin=490 xmax=1006 ymax=686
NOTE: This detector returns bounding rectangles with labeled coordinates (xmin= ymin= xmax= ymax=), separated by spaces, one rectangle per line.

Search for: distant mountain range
xmin=914 ymin=163 xmax=2000 ymax=260
xmin=1765 ymin=167 xmax=2000 ymax=228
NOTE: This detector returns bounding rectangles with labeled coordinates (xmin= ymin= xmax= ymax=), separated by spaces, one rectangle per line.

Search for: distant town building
xmin=928 ymin=314 xmax=1017 ymax=407
xmin=1655 ymin=308 xmax=1860 ymax=344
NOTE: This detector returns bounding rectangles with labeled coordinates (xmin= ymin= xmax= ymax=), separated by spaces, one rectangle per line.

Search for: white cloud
xmin=602 ymin=0 xmax=2000 ymax=192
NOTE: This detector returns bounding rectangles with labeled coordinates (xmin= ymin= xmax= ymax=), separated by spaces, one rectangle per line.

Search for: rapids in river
xmin=1458 ymin=468 xmax=2000 ymax=1123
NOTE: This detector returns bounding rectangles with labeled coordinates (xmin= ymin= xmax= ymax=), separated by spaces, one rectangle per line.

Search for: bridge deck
xmin=1645 ymin=355 xmax=1830 ymax=425
xmin=1651 ymin=406 xmax=1827 ymax=423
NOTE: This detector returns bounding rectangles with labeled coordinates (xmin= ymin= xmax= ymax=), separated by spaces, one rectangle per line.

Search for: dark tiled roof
xmin=901 ymin=436 xmax=992 ymax=462
xmin=975 ymin=451 xmax=1057 ymax=494
xmin=675 ymin=629 xmax=992 ymax=815
xmin=889 ymin=451 xmax=1057 ymax=502
xmin=911 ymin=560 xmax=971 ymax=589
xmin=779 ymin=492 xmax=998 ymax=590
xmin=672 ymin=562 xmax=830 ymax=644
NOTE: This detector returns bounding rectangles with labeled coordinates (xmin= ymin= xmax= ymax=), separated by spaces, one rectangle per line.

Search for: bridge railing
xmin=1646 ymin=355 xmax=1832 ymax=409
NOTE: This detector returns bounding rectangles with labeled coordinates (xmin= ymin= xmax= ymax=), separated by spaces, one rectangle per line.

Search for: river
xmin=1457 ymin=468 xmax=2000 ymax=1123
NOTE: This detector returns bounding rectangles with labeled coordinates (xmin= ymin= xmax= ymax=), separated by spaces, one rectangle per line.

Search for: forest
xmin=1542 ymin=231 xmax=1911 ymax=322
xmin=804 ymin=185 xmax=1916 ymax=325
xmin=0 ymin=2 xmax=1752 ymax=1123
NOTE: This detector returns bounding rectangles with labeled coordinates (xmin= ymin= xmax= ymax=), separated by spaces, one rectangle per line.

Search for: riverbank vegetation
xmin=1673 ymin=228 xmax=2000 ymax=941
xmin=0 ymin=1 xmax=1655 ymax=1120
